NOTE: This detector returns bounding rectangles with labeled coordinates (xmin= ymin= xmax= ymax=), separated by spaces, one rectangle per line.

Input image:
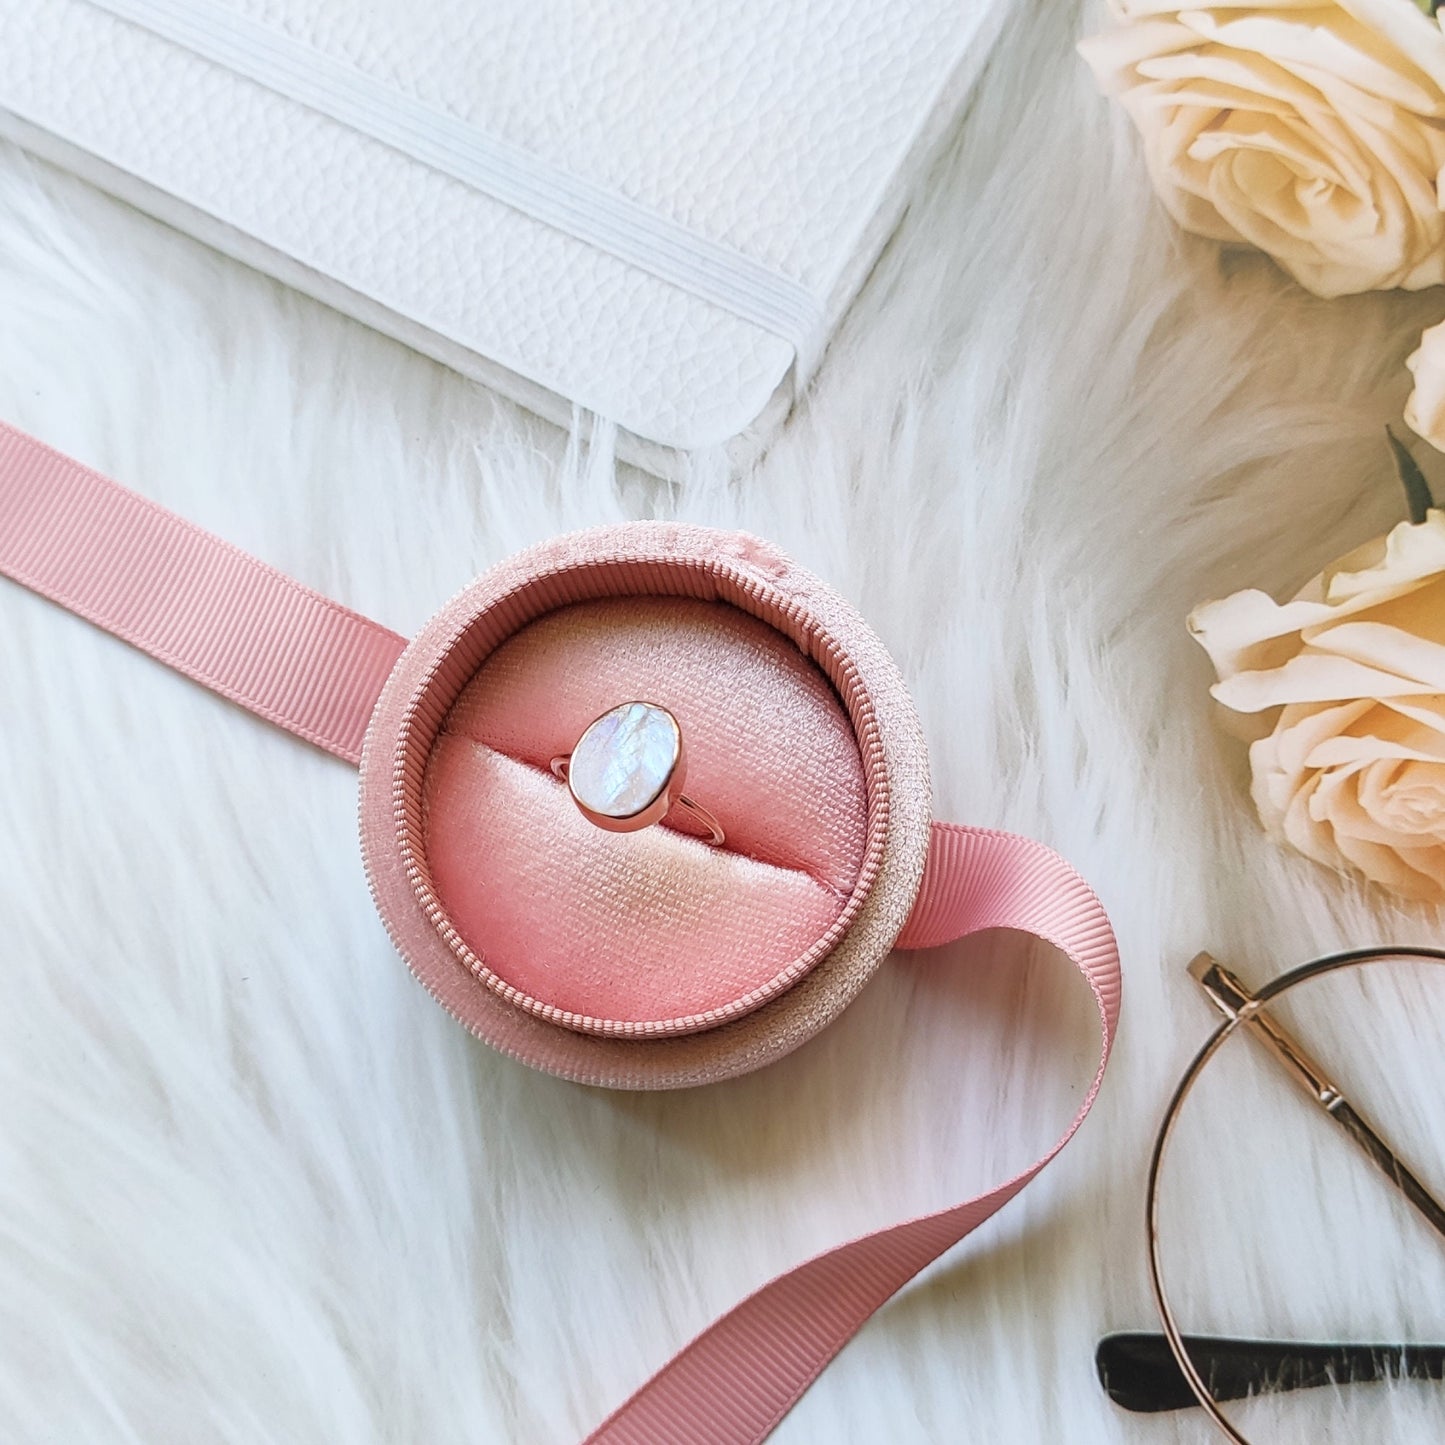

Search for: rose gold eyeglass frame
xmin=1146 ymin=946 xmax=1445 ymax=1443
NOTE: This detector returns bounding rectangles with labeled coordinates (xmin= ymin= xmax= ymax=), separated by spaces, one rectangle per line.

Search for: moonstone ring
xmin=550 ymin=701 xmax=725 ymax=846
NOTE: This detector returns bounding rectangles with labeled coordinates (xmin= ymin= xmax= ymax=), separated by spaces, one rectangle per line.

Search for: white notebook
xmin=0 ymin=0 xmax=1005 ymax=472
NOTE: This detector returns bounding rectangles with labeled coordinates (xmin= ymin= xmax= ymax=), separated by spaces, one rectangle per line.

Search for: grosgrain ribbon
xmin=0 ymin=424 xmax=406 ymax=762
xmin=0 ymin=423 xmax=1120 ymax=1445
xmin=586 ymin=824 xmax=1118 ymax=1444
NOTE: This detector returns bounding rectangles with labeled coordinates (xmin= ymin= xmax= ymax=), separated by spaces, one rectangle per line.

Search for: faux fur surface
xmin=3 ymin=3 xmax=1445 ymax=1442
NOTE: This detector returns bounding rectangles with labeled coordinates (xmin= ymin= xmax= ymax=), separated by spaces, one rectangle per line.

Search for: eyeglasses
xmin=1100 ymin=947 xmax=1445 ymax=1443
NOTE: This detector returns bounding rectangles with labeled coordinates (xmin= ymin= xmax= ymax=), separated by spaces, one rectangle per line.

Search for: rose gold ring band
xmin=550 ymin=756 xmax=725 ymax=846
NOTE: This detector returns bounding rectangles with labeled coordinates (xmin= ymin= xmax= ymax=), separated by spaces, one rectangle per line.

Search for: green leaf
xmin=1416 ymin=0 xmax=1442 ymax=15
xmin=1387 ymin=427 xmax=1435 ymax=525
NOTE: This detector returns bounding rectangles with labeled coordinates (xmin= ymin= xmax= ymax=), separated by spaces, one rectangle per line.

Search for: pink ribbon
xmin=0 ymin=422 xmax=1120 ymax=1444
xmin=0 ymin=424 xmax=406 ymax=762
xmin=586 ymin=821 xmax=1118 ymax=1444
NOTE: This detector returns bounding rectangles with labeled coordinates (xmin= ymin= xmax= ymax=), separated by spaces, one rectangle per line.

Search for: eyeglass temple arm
xmin=1097 ymin=1332 xmax=1445 ymax=1413
xmin=1188 ymin=952 xmax=1445 ymax=1247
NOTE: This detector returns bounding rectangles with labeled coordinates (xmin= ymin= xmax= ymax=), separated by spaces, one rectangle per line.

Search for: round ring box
xmin=360 ymin=523 xmax=932 ymax=1088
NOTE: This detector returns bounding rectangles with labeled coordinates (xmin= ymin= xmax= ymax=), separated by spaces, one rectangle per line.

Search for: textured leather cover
xmin=0 ymin=0 xmax=1005 ymax=468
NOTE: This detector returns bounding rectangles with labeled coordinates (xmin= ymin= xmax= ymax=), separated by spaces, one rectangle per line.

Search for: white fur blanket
xmin=3 ymin=3 xmax=1444 ymax=1441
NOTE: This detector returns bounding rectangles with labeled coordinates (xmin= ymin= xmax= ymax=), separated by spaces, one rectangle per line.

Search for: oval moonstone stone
xmin=567 ymin=702 xmax=681 ymax=819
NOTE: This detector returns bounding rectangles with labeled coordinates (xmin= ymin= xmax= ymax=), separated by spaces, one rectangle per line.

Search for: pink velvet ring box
xmin=360 ymin=524 xmax=934 ymax=1089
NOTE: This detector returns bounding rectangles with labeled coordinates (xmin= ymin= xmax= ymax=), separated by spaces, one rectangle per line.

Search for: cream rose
xmin=1189 ymin=512 xmax=1445 ymax=901
xmin=1080 ymin=0 xmax=1445 ymax=298
xmin=1406 ymin=316 xmax=1445 ymax=453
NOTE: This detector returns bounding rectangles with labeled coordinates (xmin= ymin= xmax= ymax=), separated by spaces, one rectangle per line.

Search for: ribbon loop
xmin=584 ymin=822 xmax=1119 ymax=1444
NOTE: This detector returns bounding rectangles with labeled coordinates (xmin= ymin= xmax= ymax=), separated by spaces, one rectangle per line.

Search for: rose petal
xmin=1324 ymin=513 xmax=1445 ymax=600
xmin=1188 ymin=568 xmax=1435 ymax=682
xmin=1269 ymin=765 xmax=1342 ymax=863
xmin=1335 ymin=0 xmax=1445 ymax=98
xmin=1406 ymin=320 xmax=1445 ymax=455
xmin=1190 ymin=589 xmax=1342 ymax=679
xmin=1268 ymin=699 xmax=1375 ymax=772
xmin=1381 ymin=697 xmax=1445 ymax=736
xmin=1309 ymin=730 xmax=1445 ymax=769
xmin=1249 ymin=702 xmax=1369 ymax=845
xmin=1330 ymin=818 xmax=1445 ymax=899
xmin=1311 ymin=575 xmax=1445 ymax=645
xmin=1301 ymin=619 xmax=1445 ymax=689
xmin=1312 ymin=761 xmax=1401 ymax=846
xmin=1183 ymin=10 xmax=1445 ymax=114
xmin=1079 ymin=17 xmax=1211 ymax=90
xmin=1359 ymin=758 xmax=1445 ymax=844
xmin=1212 ymin=651 xmax=1439 ymax=711
xmin=1112 ymin=0 xmax=1320 ymax=16
xmin=1194 ymin=531 xmax=1445 ymax=710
